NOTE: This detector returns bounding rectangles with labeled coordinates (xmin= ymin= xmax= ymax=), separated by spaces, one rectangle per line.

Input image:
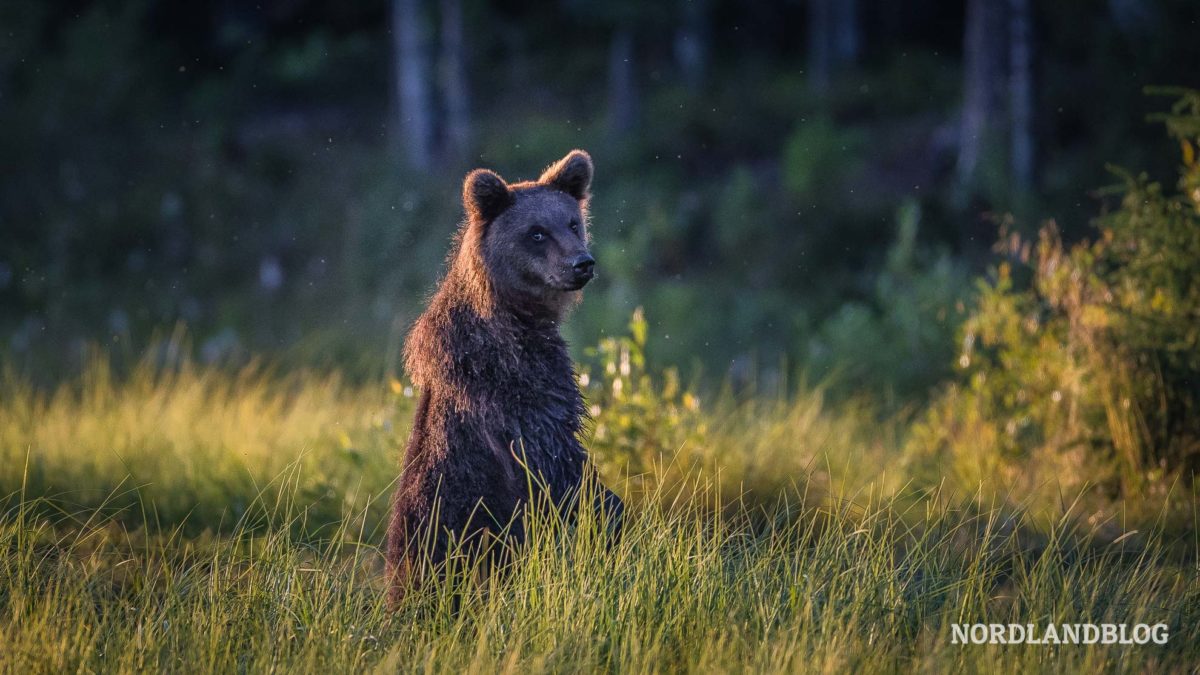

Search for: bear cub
xmin=386 ymin=150 xmax=623 ymax=605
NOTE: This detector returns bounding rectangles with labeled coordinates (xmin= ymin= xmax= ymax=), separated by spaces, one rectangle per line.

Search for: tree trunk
xmin=808 ymin=0 xmax=858 ymax=93
xmin=808 ymin=0 xmax=832 ymax=92
xmin=674 ymin=0 xmax=709 ymax=90
xmin=1009 ymin=0 xmax=1034 ymax=191
xmin=957 ymin=0 xmax=1005 ymax=189
xmin=391 ymin=0 xmax=433 ymax=170
xmin=607 ymin=26 xmax=638 ymax=134
xmin=438 ymin=0 xmax=470 ymax=163
xmin=832 ymin=0 xmax=859 ymax=67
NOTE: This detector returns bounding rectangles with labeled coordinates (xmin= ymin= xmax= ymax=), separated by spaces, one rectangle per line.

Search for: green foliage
xmin=713 ymin=165 xmax=772 ymax=256
xmin=5 ymin=1 xmax=1200 ymax=405
xmin=806 ymin=200 xmax=968 ymax=400
xmin=909 ymin=91 xmax=1200 ymax=498
xmin=581 ymin=308 xmax=707 ymax=489
xmin=781 ymin=116 xmax=863 ymax=204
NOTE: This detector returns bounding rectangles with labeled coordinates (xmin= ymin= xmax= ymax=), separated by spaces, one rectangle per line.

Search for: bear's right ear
xmin=463 ymin=169 xmax=513 ymax=224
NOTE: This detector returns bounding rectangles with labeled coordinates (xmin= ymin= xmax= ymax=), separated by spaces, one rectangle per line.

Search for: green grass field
xmin=1 ymin=352 xmax=1197 ymax=673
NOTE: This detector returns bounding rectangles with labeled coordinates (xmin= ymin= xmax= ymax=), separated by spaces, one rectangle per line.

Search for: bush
xmin=908 ymin=90 xmax=1200 ymax=500
xmin=580 ymin=308 xmax=707 ymax=493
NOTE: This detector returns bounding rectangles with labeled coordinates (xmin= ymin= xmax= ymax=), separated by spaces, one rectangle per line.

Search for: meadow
xmin=6 ymin=4 xmax=1200 ymax=672
xmin=1 ymin=322 xmax=1197 ymax=673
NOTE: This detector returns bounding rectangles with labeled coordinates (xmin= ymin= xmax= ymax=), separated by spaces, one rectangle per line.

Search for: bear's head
xmin=459 ymin=150 xmax=596 ymax=318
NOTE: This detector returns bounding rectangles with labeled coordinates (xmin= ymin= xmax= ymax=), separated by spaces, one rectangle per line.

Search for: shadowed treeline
xmin=2 ymin=1 xmax=1199 ymax=395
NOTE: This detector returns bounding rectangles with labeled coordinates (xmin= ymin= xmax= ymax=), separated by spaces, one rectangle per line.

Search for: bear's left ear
xmin=538 ymin=149 xmax=593 ymax=201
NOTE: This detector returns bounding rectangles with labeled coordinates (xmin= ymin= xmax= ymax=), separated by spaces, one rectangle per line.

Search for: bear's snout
xmin=569 ymin=253 xmax=595 ymax=287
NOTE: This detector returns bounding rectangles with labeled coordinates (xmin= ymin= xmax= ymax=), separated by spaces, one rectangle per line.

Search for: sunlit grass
xmin=0 ymin=355 xmax=406 ymax=535
xmin=0 ymin=353 xmax=1197 ymax=672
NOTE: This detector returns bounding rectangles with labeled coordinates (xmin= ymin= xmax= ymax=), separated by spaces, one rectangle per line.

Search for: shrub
xmin=908 ymin=90 xmax=1200 ymax=500
xmin=580 ymin=308 xmax=707 ymax=493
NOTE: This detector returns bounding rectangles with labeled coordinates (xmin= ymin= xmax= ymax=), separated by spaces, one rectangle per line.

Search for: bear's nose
xmin=571 ymin=254 xmax=595 ymax=278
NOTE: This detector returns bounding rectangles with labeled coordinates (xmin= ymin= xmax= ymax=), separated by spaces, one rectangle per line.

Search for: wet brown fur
xmin=386 ymin=150 xmax=623 ymax=606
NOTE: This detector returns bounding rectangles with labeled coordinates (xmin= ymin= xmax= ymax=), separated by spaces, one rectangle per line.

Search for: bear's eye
xmin=529 ymin=229 xmax=546 ymax=242
xmin=569 ymin=220 xmax=579 ymax=234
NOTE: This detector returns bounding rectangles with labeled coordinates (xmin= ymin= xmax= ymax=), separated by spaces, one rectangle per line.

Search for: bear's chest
xmin=495 ymin=365 xmax=584 ymax=463
xmin=479 ymin=363 xmax=585 ymax=490
xmin=437 ymin=317 xmax=588 ymax=489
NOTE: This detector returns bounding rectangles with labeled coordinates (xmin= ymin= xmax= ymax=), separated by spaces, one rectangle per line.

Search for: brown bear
xmin=386 ymin=149 xmax=623 ymax=605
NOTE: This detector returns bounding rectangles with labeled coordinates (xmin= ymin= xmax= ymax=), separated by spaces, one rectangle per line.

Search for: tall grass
xmin=0 ymin=355 xmax=406 ymax=535
xmin=1 ymin=351 xmax=1197 ymax=672
xmin=2 ymin=476 xmax=1196 ymax=672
